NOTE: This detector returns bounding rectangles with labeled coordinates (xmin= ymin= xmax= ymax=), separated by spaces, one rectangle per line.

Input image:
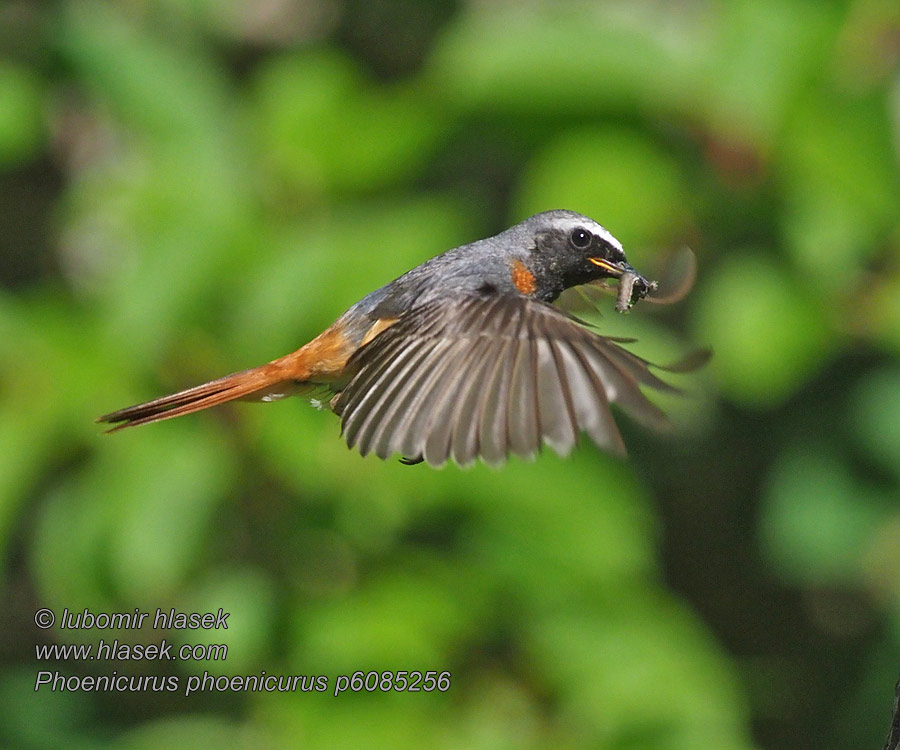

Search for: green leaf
xmin=249 ymin=51 xmax=441 ymax=194
xmin=761 ymin=445 xmax=889 ymax=585
xmin=692 ymin=253 xmax=835 ymax=405
xmin=0 ymin=62 xmax=44 ymax=166
xmin=514 ymin=128 xmax=688 ymax=249
xmin=850 ymin=367 xmax=900 ymax=479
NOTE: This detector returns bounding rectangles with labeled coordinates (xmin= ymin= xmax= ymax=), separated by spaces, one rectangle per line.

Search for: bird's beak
xmin=588 ymin=256 xmax=632 ymax=278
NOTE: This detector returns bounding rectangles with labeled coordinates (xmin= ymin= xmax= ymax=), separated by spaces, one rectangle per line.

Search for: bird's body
xmin=99 ymin=210 xmax=701 ymax=466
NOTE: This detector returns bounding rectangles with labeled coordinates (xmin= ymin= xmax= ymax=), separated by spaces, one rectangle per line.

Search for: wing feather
xmin=333 ymin=293 xmax=693 ymax=466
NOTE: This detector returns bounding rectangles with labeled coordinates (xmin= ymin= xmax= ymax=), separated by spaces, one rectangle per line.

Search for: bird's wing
xmin=333 ymin=293 xmax=689 ymax=467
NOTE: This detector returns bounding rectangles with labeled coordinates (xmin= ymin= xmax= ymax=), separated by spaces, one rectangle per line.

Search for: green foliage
xmin=250 ymin=51 xmax=443 ymax=194
xmin=0 ymin=62 xmax=44 ymax=166
xmin=2 ymin=1 xmax=900 ymax=748
xmin=693 ymin=253 xmax=834 ymax=405
xmin=762 ymin=444 xmax=891 ymax=585
xmin=515 ymin=128 xmax=689 ymax=249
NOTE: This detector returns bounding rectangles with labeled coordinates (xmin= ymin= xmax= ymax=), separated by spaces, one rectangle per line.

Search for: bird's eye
xmin=569 ymin=228 xmax=592 ymax=248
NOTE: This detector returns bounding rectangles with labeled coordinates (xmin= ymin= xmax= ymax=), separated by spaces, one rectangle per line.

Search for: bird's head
xmin=517 ymin=210 xmax=654 ymax=305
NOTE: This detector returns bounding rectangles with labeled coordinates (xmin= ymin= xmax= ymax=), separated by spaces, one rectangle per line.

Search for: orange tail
xmin=97 ymin=361 xmax=300 ymax=431
xmin=98 ymin=321 xmax=363 ymax=431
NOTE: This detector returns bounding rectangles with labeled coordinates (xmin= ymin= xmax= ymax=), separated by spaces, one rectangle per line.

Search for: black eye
xmin=569 ymin=228 xmax=592 ymax=248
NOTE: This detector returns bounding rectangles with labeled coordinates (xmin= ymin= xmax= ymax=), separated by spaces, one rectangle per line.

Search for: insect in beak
xmin=588 ymin=257 xmax=658 ymax=311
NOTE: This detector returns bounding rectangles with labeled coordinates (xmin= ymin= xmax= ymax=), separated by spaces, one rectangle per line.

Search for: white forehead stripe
xmin=558 ymin=216 xmax=622 ymax=252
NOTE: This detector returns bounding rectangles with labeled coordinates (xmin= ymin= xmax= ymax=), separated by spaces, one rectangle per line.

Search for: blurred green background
xmin=2 ymin=0 xmax=900 ymax=748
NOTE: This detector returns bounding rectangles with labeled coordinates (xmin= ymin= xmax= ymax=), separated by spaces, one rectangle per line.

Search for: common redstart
xmin=98 ymin=210 xmax=704 ymax=466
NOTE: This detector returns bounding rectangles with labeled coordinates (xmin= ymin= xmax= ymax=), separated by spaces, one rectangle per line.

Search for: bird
xmin=98 ymin=209 xmax=705 ymax=467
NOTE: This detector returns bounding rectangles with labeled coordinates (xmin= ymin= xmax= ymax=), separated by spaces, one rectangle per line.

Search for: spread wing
xmin=333 ymin=293 xmax=688 ymax=467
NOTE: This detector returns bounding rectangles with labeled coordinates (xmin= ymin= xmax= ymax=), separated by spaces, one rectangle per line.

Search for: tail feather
xmin=97 ymin=363 xmax=295 ymax=432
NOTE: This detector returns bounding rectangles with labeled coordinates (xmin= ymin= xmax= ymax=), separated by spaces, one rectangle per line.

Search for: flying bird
xmin=98 ymin=210 xmax=704 ymax=466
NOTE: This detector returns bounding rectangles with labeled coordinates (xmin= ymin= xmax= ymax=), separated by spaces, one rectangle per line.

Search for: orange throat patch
xmin=511 ymin=260 xmax=537 ymax=295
